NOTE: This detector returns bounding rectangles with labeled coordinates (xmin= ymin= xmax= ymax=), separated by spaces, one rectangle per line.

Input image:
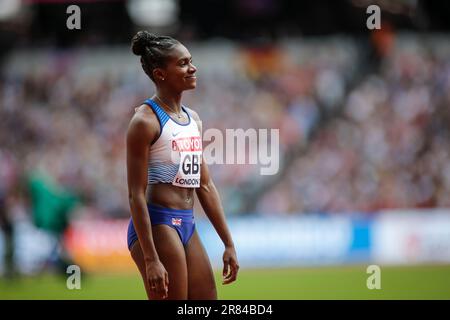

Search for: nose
xmin=188 ymin=63 xmax=197 ymax=74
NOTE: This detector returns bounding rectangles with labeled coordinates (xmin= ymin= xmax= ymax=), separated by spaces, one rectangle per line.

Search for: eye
xmin=179 ymin=58 xmax=193 ymax=67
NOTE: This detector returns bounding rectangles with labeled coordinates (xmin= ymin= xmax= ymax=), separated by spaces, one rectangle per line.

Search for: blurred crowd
xmin=0 ymin=35 xmax=449 ymax=223
xmin=258 ymin=36 xmax=450 ymax=214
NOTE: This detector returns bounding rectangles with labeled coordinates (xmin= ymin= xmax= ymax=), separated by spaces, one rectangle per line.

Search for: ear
xmin=152 ymin=68 xmax=166 ymax=82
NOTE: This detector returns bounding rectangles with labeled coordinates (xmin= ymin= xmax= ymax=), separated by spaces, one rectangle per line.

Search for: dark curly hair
xmin=131 ymin=30 xmax=179 ymax=81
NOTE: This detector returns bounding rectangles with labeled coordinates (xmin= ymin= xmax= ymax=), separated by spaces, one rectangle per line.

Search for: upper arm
xmin=126 ymin=110 xmax=158 ymax=198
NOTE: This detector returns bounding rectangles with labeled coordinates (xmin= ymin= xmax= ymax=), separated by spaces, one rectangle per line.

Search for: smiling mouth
xmin=185 ymin=75 xmax=196 ymax=79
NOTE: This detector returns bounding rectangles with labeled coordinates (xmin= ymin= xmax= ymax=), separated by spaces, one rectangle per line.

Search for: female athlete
xmin=126 ymin=31 xmax=239 ymax=300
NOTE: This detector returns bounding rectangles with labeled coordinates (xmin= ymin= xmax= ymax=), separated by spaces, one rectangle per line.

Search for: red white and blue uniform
xmin=127 ymin=99 xmax=201 ymax=250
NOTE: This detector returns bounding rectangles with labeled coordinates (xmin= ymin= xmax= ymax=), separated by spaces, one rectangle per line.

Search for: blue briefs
xmin=127 ymin=203 xmax=195 ymax=251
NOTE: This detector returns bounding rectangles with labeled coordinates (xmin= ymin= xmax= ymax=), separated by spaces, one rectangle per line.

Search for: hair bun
xmin=131 ymin=31 xmax=158 ymax=56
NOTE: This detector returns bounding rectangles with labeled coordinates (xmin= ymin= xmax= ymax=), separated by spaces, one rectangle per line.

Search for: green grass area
xmin=1 ymin=264 xmax=450 ymax=300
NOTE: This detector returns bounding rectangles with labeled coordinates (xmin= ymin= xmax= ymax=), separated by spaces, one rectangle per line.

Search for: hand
xmin=145 ymin=260 xmax=169 ymax=299
xmin=222 ymin=245 xmax=239 ymax=285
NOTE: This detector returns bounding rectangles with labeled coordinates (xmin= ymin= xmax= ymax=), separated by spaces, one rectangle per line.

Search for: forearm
xmin=196 ymin=180 xmax=234 ymax=248
xmin=128 ymin=193 xmax=159 ymax=262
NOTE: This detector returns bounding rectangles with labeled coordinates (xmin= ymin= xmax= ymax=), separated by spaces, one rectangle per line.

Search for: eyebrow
xmin=177 ymin=56 xmax=192 ymax=63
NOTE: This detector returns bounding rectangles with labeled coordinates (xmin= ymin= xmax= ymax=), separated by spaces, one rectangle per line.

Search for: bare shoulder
xmin=127 ymin=104 xmax=159 ymax=140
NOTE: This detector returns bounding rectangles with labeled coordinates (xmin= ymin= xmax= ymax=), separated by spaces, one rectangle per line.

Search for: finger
xmin=164 ymin=272 xmax=169 ymax=290
xmin=150 ymin=291 xmax=166 ymax=300
xmin=150 ymin=283 xmax=165 ymax=300
xmin=223 ymin=262 xmax=239 ymax=285
xmin=162 ymin=273 xmax=169 ymax=298
xmin=148 ymin=279 xmax=157 ymax=292
xmin=148 ymin=282 xmax=160 ymax=299
xmin=150 ymin=277 xmax=162 ymax=291
xmin=156 ymin=288 xmax=167 ymax=300
xmin=222 ymin=274 xmax=234 ymax=284
xmin=223 ymin=260 xmax=230 ymax=277
xmin=223 ymin=272 xmax=237 ymax=284
xmin=156 ymin=277 xmax=167 ymax=296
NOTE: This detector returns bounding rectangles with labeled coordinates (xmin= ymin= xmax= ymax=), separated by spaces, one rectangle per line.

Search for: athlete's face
xmin=159 ymin=43 xmax=197 ymax=92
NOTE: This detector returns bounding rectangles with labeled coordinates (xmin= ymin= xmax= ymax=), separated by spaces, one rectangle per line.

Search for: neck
xmin=154 ymin=89 xmax=182 ymax=114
